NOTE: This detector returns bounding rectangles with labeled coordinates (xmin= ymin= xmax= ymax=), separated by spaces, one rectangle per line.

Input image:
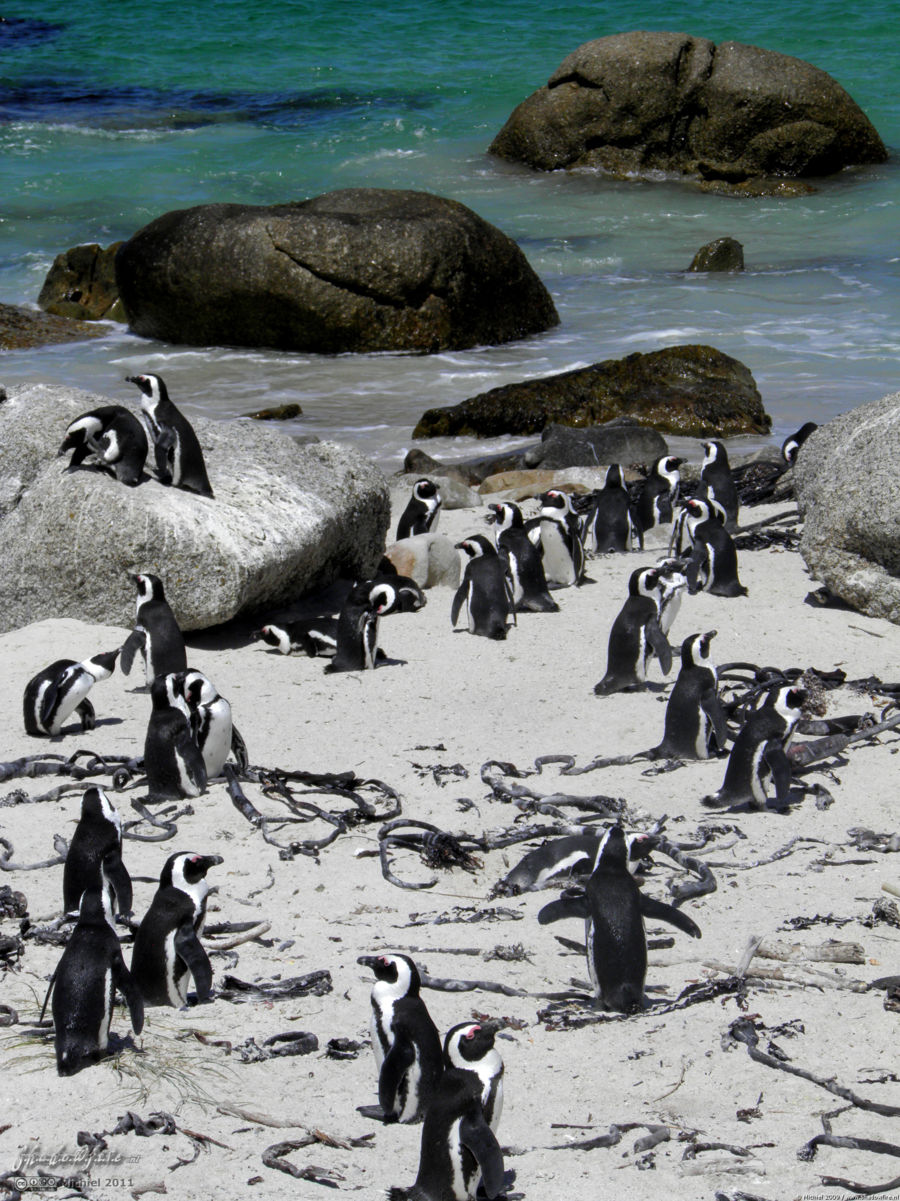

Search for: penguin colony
xmin=11 ymin=405 xmax=869 ymax=1199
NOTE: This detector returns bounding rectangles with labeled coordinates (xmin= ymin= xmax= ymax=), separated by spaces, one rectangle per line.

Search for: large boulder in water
xmin=413 ymin=345 xmax=769 ymax=440
xmin=794 ymin=392 xmax=900 ymax=624
xmin=38 ymin=243 xmax=126 ymax=321
xmin=489 ymin=32 xmax=886 ymax=192
xmin=0 ymin=384 xmax=389 ymax=633
xmin=115 ymin=189 xmax=559 ymax=354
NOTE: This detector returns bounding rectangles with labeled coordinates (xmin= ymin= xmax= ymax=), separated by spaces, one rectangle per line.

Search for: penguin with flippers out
xmin=120 ymin=573 xmax=187 ymax=688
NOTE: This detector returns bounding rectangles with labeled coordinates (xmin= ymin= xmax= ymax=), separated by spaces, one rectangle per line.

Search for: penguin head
xmin=772 ymin=685 xmax=807 ymax=725
xmin=681 ymin=629 xmax=717 ymax=669
xmin=412 ymin=478 xmax=439 ymax=504
xmin=182 ymin=669 xmax=218 ymax=709
xmin=254 ymin=624 xmax=288 ymax=650
xmin=76 ymin=885 xmax=115 ymax=931
xmin=456 ymin=535 xmax=494 ymax=559
xmin=781 ymin=422 xmax=817 ymax=465
xmin=368 ymin=581 xmax=398 ymax=615
xmin=88 ymin=649 xmax=120 ymax=679
xmin=658 ymin=455 xmax=683 ymax=480
xmin=357 ymin=953 xmax=420 ymax=996
xmin=443 ymin=1021 xmax=499 ymax=1070
xmin=593 ymin=824 xmax=628 ymax=870
xmin=603 ymin=464 xmax=626 ymax=490
xmin=132 ymin=572 xmax=167 ymax=604
xmin=126 ymin=373 xmax=168 ymax=405
xmin=150 ymin=672 xmax=190 ymax=715
xmin=701 ymin=440 xmax=728 ymax=470
xmin=539 ymin=489 xmax=573 ymax=517
xmin=486 ymin=502 xmax=521 ymax=531
xmin=628 ymin=566 xmax=661 ymax=599
xmin=161 ymin=852 xmax=223 ymax=894
xmin=684 ymin=497 xmax=711 ymax=526
xmin=80 ymin=786 xmax=122 ymax=836
xmin=58 ymin=412 xmax=103 ymax=456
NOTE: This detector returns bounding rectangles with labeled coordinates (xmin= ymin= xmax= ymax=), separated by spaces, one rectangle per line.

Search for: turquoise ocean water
xmin=1 ymin=1 xmax=898 ymax=469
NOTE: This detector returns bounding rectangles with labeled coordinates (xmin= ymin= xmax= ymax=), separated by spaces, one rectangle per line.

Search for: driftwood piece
xmin=756 ymin=939 xmax=866 ymax=965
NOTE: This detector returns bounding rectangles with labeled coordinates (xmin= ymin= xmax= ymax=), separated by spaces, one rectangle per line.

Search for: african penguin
xmin=23 ymin=649 xmax=119 ymax=737
xmin=637 ymin=455 xmax=682 ymax=531
xmin=58 ymin=405 xmax=148 ymax=486
xmin=143 ymin=673 xmax=208 ymax=800
xmin=682 ymin=498 xmax=748 ymax=597
xmin=325 ymin=580 xmax=400 ymax=673
xmin=538 ymin=824 xmax=701 ymax=1012
xmin=178 ymin=669 xmax=248 ymax=778
xmin=580 ymin=465 xmax=642 ymax=554
xmin=130 ymin=851 xmax=223 ymax=1006
xmin=494 ymin=829 xmax=658 ymax=895
xmin=357 ymin=952 xmax=442 ymax=1124
xmin=702 ymin=685 xmax=807 ymax=811
xmin=396 ymin=479 xmax=441 ymax=540
xmin=451 ymin=535 xmax=516 ymax=640
xmin=44 ymin=886 xmax=144 ymax=1076
xmin=535 ymin=489 xmax=585 ymax=587
xmin=594 ymin=567 xmax=672 ymax=695
xmin=389 ymin=1022 xmax=505 ymax=1201
xmin=63 ymin=786 xmax=132 ymax=918
xmin=126 ymin=372 xmax=214 ymax=498
xmin=782 ymin=422 xmax=818 ymax=465
xmin=700 ymin=439 xmax=739 ymax=530
xmin=487 ymin=502 xmax=558 ymax=613
xmin=650 ymin=630 xmax=728 ymax=760
xmin=254 ymin=619 xmax=339 ymax=658
xmin=443 ymin=1020 xmax=504 ymax=1134
xmin=120 ymin=572 xmax=187 ymax=688
xmin=655 ymin=562 xmax=688 ymax=638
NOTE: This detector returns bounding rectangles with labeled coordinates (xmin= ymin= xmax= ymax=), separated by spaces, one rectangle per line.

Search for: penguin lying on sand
xmin=538 ymin=825 xmax=701 ymax=1013
xmin=254 ymin=619 xmax=339 ymax=658
xmin=43 ymin=886 xmax=144 ymax=1076
xmin=23 ymin=649 xmax=119 ymax=737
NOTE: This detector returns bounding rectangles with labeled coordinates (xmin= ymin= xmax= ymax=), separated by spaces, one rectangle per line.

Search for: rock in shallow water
xmin=0 ymin=385 xmax=389 ymax=633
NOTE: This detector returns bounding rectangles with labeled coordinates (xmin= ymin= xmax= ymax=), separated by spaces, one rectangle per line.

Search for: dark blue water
xmin=2 ymin=1 xmax=898 ymax=468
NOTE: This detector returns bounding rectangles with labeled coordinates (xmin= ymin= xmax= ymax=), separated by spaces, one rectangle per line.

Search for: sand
xmin=1 ymin=490 xmax=899 ymax=1201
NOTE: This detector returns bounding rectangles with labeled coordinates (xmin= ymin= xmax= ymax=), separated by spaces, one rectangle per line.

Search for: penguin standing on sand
xmin=58 ymin=405 xmax=148 ymax=486
xmin=23 ymin=649 xmax=119 ymax=737
xmin=681 ymin=498 xmax=748 ymax=597
xmin=126 ymin=372 xmax=214 ymax=498
xmin=44 ymin=886 xmax=144 ymax=1076
xmin=650 ymin=630 xmax=728 ymax=760
xmin=389 ymin=1022 xmax=505 ymax=1201
xmin=63 ymin=786 xmax=132 ymax=918
xmin=538 ymin=825 xmax=702 ymax=1012
xmin=131 ymin=851 xmax=222 ymax=1006
xmin=534 ymin=489 xmax=585 ymax=587
xmin=357 ymin=953 xmax=442 ymax=1124
xmin=396 ymin=479 xmax=441 ymax=539
xmin=451 ymin=536 xmax=515 ymax=640
xmin=594 ymin=567 xmax=672 ymax=695
xmin=487 ymin=502 xmax=558 ymax=613
xmin=443 ymin=1020 xmax=504 ymax=1134
xmin=580 ymin=465 xmax=641 ymax=553
xmin=703 ymin=685 xmax=806 ymax=811
xmin=326 ymin=580 xmax=401 ymax=673
xmin=143 ymin=673 xmax=208 ymax=800
xmin=178 ymin=669 xmax=248 ymax=777
xmin=700 ymin=440 xmax=739 ymax=530
xmin=120 ymin=573 xmax=187 ymax=688
xmin=637 ymin=455 xmax=682 ymax=531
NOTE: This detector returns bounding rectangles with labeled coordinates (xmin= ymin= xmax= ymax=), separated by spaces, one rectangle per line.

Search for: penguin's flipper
xmin=538 ymin=890 xmax=590 ymax=925
xmin=37 ymin=676 xmax=64 ymax=729
xmin=174 ymin=923 xmax=213 ymax=1000
xmin=639 ymin=894 xmax=702 ymax=939
xmin=378 ymin=1037 xmax=415 ymax=1119
xmin=76 ymin=698 xmax=96 ymax=733
xmin=763 ymin=743 xmax=793 ymax=805
xmin=39 ymin=963 xmax=60 ymax=1023
xmin=647 ymin=619 xmax=673 ymax=675
xmin=685 ymin=543 xmax=709 ymax=594
xmin=103 ymin=850 xmax=133 ymax=916
xmin=113 ymin=954 xmax=145 ymax=1035
xmin=704 ymin=691 xmax=729 ymax=752
xmin=153 ymin=427 xmax=176 ymax=485
xmin=450 ymin=584 xmax=466 ymax=629
xmin=460 ymin=1115 xmax=504 ymax=1199
xmin=119 ymin=628 xmax=146 ymax=677
xmin=230 ymin=724 xmax=249 ymax=773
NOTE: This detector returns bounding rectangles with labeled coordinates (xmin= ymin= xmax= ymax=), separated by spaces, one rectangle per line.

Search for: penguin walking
xmin=357 ymin=953 xmax=443 ymax=1124
xmin=781 ymin=422 xmax=818 ymax=465
xmin=650 ymin=630 xmax=728 ymax=760
xmin=487 ymin=502 xmax=558 ymax=613
xmin=396 ymin=479 xmax=441 ymax=539
xmin=43 ymin=886 xmax=144 ymax=1076
xmin=143 ymin=673 xmax=208 ymax=800
xmin=326 ymin=579 xmax=401 ymax=673
xmin=120 ymin=573 xmax=187 ymax=688
xmin=700 ymin=440 xmax=739 ymax=530
xmin=451 ymin=536 xmax=515 ymax=640
xmin=636 ymin=455 xmax=682 ymax=532
xmin=254 ymin=619 xmax=339 ymax=658
xmin=580 ymin=465 xmax=642 ymax=553
xmin=703 ymin=685 xmax=806 ymax=811
xmin=681 ymin=498 xmax=748 ymax=597
xmin=594 ymin=567 xmax=672 ymax=695
xmin=179 ymin=669 xmax=248 ymax=777
xmin=534 ymin=489 xmax=585 ymax=587
xmin=389 ymin=1022 xmax=505 ymax=1201
xmin=58 ymin=405 xmax=148 ymax=487
xmin=23 ymin=649 xmax=119 ymax=737
xmin=538 ymin=825 xmax=701 ymax=1012
xmin=127 ymin=372 xmax=214 ymax=498
xmin=63 ymin=787 xmax=132 ymax=918
xmin=131 ymin=851 xmax=222 ymax=1006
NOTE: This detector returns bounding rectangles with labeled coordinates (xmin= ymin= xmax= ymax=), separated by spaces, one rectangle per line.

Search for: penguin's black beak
xmin=194 ymin=854 xmax=224 ymax=874
xmin=356 ymin=955 xmax=380 ymax=970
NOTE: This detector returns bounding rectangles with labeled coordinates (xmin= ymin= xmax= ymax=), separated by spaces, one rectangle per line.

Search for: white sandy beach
xmin=1 ymin=485 xmax=899 ymax=1201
